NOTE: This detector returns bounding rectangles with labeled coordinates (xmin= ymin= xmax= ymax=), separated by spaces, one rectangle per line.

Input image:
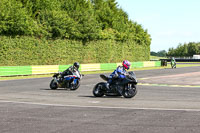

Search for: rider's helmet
xmin=122 ymin=60 xmax=131 ymax=70
xmin=171 ymin=57 xmax=175 ymax=61
xmin=73 ymin=62 xmax=80 ymax=70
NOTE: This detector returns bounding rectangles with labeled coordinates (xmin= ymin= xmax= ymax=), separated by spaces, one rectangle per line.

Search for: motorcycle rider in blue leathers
xmin=105 ymin=60 xmax=131 ymax=90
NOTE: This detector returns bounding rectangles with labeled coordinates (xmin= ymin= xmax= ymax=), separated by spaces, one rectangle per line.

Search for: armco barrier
xmin=155 ymin=61 xmax=161 ymax=67
xmin=0 ymin=66 xmax=32 ymax=76
xmin=160 ymin=59 xmax=200 ymax=62
xmin=59 ymin=65 xmax=71 ymax=72
xmin=80 ymin=63 xmax=101 ymax=71
xmin=143 ymin=61 xmax=157 ymax=67
xmin=131 ymin=62 xmax=144 ymax=68
xmin=0 ymin=61 xmax=161 ymax=76
xmin=32 ymin=65 xmax=59 ymax=74
xmin=100 ymin=63 xmax=117 ymax=71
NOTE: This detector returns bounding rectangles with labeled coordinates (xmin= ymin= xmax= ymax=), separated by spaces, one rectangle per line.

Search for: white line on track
xmin=1 ymin=100 xmax=200 ymax=112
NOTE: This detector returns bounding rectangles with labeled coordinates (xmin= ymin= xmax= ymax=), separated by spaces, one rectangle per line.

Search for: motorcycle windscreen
xmin=73 ymin=71 xmax=81 ymax=78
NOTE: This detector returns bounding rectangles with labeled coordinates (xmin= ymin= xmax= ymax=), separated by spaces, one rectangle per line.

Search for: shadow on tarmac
xmin=78 ymin=95 xmax=122 ymax=98
xmin=39 ymin=88 xmax=73 ymax=91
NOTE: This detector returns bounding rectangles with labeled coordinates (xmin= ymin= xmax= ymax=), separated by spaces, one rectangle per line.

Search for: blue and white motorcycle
xmin=50 ymin=71 xmax=83 ymax=90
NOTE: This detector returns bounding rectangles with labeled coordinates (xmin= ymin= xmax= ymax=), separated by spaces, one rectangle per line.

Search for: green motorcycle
xmin=171 ymin=58 xmax=176 ymax=69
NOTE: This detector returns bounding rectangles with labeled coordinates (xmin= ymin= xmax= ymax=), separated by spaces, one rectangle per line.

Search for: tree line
xmin=151 ymin=50 xmax=167 ymax=57
xmin=167 ymin=42 xmax=200 ymax=57
xmin=0 ymin=0 xmax=151 ymax=65
xmin=0 ymin=0 xmax=151 ymax=45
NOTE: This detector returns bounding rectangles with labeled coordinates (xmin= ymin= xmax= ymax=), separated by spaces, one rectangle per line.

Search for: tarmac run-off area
xmin=0 ymin=66 xmax=200 ymax=133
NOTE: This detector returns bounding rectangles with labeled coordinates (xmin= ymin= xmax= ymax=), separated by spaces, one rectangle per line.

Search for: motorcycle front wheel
xmin=70 ymin=80 xmax=80 ymax=91
xmin=122 ymin=84 xmax=137 ymax=98
xmin=93 ymin=82 xmax=105 ymax=97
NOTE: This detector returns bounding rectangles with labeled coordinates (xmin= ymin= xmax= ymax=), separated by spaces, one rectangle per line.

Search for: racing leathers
xmin=60 ymin=66 xmax=81 ymax=86
xmin=171 ymin=57 xmax=176 ymax=68
xmin=106 ymin=66 xmax=127 ymax=90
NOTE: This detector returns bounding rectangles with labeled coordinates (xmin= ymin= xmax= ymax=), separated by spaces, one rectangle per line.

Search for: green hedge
xmin=0 ymin=36 xmax=150 ymax=66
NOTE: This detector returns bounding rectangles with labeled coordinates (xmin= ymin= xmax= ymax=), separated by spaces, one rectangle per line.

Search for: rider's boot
xmin=105 ymin=83 xmax=111 ymax=92
xmin=66 ymin=81 xmax=70 ymax=88
xmin=58 ymin=78 xmax=63 ymax=83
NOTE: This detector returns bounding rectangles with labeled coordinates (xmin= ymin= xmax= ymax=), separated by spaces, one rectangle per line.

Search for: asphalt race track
xmin=1 ymin=66 xmax=200 ymax=133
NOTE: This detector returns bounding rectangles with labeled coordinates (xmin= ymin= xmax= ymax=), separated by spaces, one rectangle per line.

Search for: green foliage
xmin=0 ymin=0 xmax=151 ymax=65
xmin=60 ymin=0 xmax=101 ymax=41
xmin=0 ymin=36 xmax=149 ymax=66
xmin=0 ymin=0 xmax=37 ymax=35
xmin=0 ymin=0 xmax=151 ymax=43
xmin=151 ymin=50 xmax=167 ymax=57
xmin=167 ymin=42 xmax=200 ymax=57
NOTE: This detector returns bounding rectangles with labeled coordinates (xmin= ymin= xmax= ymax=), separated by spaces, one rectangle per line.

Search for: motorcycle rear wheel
xmin=50 ymin=79 xmax=58 ymax=90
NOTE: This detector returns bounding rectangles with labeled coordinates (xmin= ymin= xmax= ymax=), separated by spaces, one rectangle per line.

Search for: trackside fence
xmin=0 ymin=61 xmax=161 ymax=76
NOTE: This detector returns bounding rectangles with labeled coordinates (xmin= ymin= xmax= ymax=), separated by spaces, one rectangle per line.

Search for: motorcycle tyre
xmin=50 ymin=79 xmax=58 ymax=90
xmin=93 ymin=82 xmax=105 ymax=97
xmin=70 ymin=80 xmax=80 ymax=91
xmin=122 ymin=84 xmax=137 ymax=98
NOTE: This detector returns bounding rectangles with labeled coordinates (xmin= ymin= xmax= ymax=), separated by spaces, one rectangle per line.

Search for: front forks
xmin=127 ymin=84 xmax=132 ymax=90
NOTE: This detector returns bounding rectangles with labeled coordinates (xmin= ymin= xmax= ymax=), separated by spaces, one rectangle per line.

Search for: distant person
xmin=171 ymin=57 xmax=176 ymax=68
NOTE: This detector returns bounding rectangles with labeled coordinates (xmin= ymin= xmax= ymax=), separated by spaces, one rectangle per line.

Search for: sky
xmin=116 ymin=0 xmax=200 ymax=52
